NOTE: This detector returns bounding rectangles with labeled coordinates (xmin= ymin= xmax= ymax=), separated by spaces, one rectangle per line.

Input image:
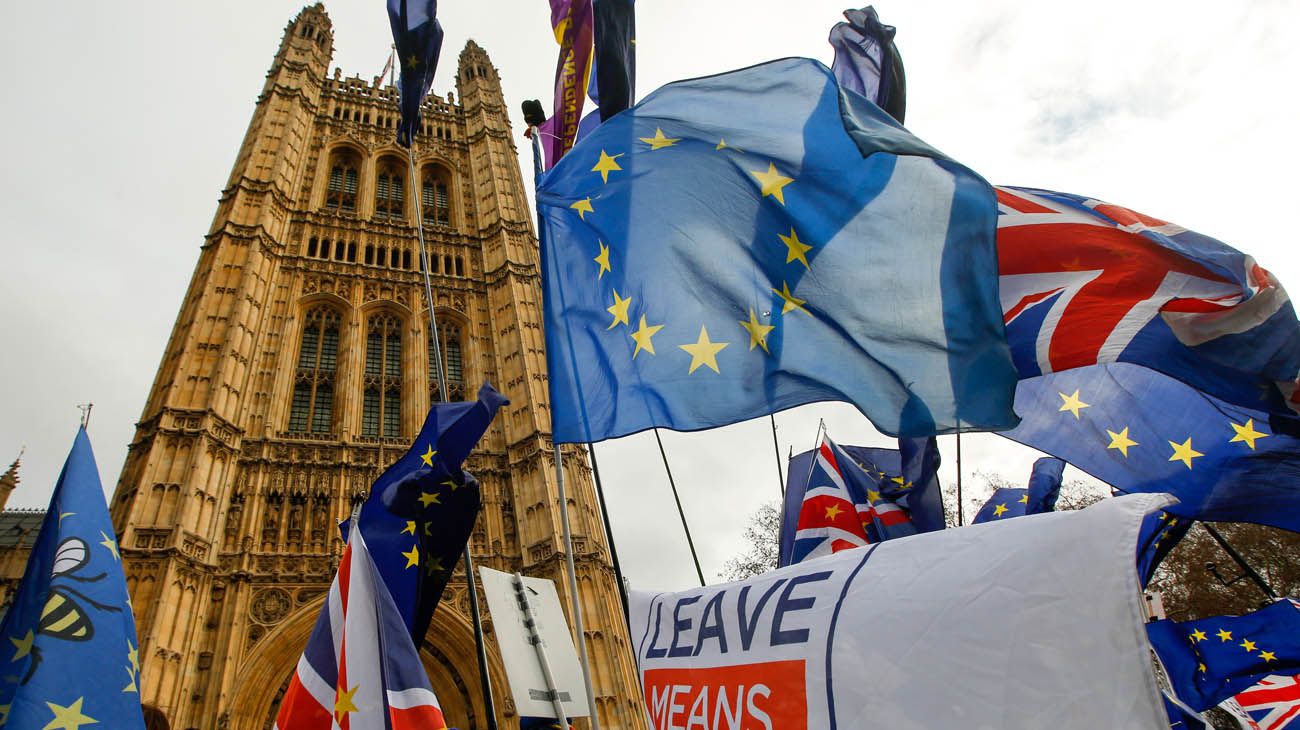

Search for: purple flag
xmin=829 ymin=6 xmax=906 ymax=123
xmin=538 ymin=0 xmax=594 ymax=169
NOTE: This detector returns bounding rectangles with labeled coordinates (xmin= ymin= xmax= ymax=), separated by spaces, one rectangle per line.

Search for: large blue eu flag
xmin=971 ymin=456 xmax=1064 ymax=524
xmin=538 ymin=58 xmax=1017 ymax=443
xmin=387 ymin=0 xmax=444 ymax=147
xmin=0 ymin=429 xmax=145 ymax=728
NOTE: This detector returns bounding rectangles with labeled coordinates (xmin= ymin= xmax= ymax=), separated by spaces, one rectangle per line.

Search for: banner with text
xmin=630 ymin=494 xmax=1170 ymax=730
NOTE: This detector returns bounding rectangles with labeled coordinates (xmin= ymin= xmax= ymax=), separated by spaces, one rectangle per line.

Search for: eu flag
xmin=538 ymin=58 xmax=1017 ymax=443
xmin=1003 ymin=362 xmax=1300 ymax=532
xmin=1148 ymin=599 xmax=1300 ymax=711
xmin=971 ymin=456 xmax=1064 ymax=523
xmin=358 ymin=383 xmax=507 ymax=639
xmin=0 ymin=429 xmax=145 ymax=729
xmin=828 ymin=6 xmax=906 ymax=123
xmin=1136 ymin=510 xmax=1192 ymax=585
xmin=387 ymin=0 xmax=444 ymax=147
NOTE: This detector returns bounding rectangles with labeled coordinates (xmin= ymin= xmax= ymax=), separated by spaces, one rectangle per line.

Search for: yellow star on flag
xmin=1260 ymin=650 xmax=1277 ymax=662
xmin=778 ymin=228 xmax=813 ymax=268
xmin=402 ymin=521 xmax=417 ymax=535
xmin=425 ymin=556 xmax=446 ymax=576
xmin=98 ymin=531 xmax=120 ymax=561
xmin=1168 ymin=438 xmax=1204 ymax=470
xmin=591 ymin=150 xmax=623 ymax=183
xmin=42 ymin=698 xmax=96 ymax=730
xmin=1229 ymin=418 xmax=1268 ymax=450
xmin=9 ymin=630 xmax=33 ymax=661
xmin=334 ymin=684 xmax=360 ymax=722
xmin=630 ymin=315 xmax=664 ymax=358
xmin=678 ymin=327 xmax=729 ymax=375
xmin=738 ymin=309 xmax=775 ymax=354
xmin=824 ymin=504 xmax=844 ymax=520
xmin=0 ymin=703 xmax=9 ymax=725
xmin=1106 ymin=427 xmax=1138 ymax=457
xmin=442 ymin=479 xmax=461 ymax=491
xmin=406 ymin=54 xmax=419 ymax=67
xmin=1217 ymin=629 xmax=1233 ymax=642
xmin=402 ymin=545 xmax=420 ymax=569
xmin=715 ymin=138 xmax=729 ymax=151
xmin=639 ymin=128 xmax=680 ymax=150
xmin=1058 ymin=390 xmax=1089 ymax=419
xmin=420 ymin=444 xmax=437 ymax=467
xmin=123 ymin=664 xmax=138 ymax=693
xmin=866 ymin=490 xmax=882 ymax=503
xmin=570 ymin=197 xmax=594 ymax=220
xmin=423 ymin=522 xmax=433 ymax=536
xmin=593 ymin=242 xmax=611 ymax=279
xmin=1198 ymin=663 xmax=1207 ymax=673
xmin=772 ymin=282 xmax=809 ymax=316
xmin=1017 ymin=494 xmax=1029 ymax=504
xmin=1189 ymin=629 xmax=1207 ymax=642
xmin=993 ymin=504 xmax=1009 ymax=517
xmin=606 ymin=289 xmax=632 ymax=329
xmin=418 ymin=491 xmax=441 ymax=507
xmin=750 ymin=163 xmax=794 ymax=205
xmin=1240 ymin=638 xmax=1258 ymax=652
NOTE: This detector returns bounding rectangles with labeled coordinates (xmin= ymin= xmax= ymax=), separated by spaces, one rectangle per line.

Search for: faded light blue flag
xmin=0 ymin=429 xmax=145 ymax=729
xmin=538 ymin=58 xmax=1018 ymax=443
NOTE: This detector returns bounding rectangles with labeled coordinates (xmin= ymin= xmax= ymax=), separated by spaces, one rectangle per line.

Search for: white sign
xmin=630 ymin=494 xmax=1171 ymax=730
xmin=479 ymin=567 xmax=590 ymax=718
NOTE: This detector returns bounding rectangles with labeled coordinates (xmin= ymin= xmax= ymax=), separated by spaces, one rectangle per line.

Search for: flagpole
xmin=654 ymin=429 xmax=706 ymax=587
xmin=769 ymin=414 xmax=785 ymax=498
xmin=1202 ymin=524 xmax=1278 ymax=599
xmin=955 ymin=432 xmax=964 ymax=526
xmin=407 ymin=144 xmax=498 ymax=730
xmin=587 ymin=443 xmax=630 ymax=622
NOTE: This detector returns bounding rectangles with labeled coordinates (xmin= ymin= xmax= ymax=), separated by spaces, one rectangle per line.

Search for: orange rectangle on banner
xmin=642 ymin=659 xmax=807 ymax=730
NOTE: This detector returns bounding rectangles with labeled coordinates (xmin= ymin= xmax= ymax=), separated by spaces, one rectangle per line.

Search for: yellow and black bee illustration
xmin=19 ymin=537 xmax=123 ymax=682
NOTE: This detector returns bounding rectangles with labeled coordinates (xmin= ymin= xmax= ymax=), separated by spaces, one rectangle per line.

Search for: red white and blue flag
xmin=274 ymin=517 xmax=448 ymax=730
xmin=996 ymin=185 xmax=1300 ymax=415
xmin=1233 ymin=673 xmax=1300 ymax=729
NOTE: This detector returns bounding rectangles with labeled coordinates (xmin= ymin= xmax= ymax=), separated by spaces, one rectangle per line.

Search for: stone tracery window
xmin=421 ymin=165 xmax=452 ymax=226
xmin=363 ymin=312 xmax=403 ymax=438
xmin=374 ymin=157 xmax=405 ymax=221
xmin=288 ymin=306 xmax=340 ymax=434
xmin=429 ymin=320 xmax=465 ymax=402
xmin=325 ymin=149 xmax=360 ymax=213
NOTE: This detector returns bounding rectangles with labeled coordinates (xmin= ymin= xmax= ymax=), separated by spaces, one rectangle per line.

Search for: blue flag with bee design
xmin=0 ymin=428 xmax=145 ymax=728
xmin=537 ymin=58 xmax=1018 ymax=443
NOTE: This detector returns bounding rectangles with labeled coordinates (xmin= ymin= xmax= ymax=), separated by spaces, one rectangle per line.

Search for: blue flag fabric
xmin=592 ymin=0 xmax=635 ymax=122
xmin=358 ymin=383 xmax=507 ymax=640
xmin=387 ymin=0 xmax=444 ymax=147
xmin=1162 ymin=692 xmax=1209 ymax=730
xmin=0 ymin=429 xmax=145 ymax=729
xmin=1003 ymin=362 xmax=1300 ymax=532
xmin=971 ymin=456 xmax=1064 ymax=524
xmin=1148 ymin=599 xmax=1300 ymax=711
xmin=828 ymin=6 xmax=906 ymax=123
xmin=1136 ymin=510 xmax=1193 ymax=586
xmin=538 ymin=58 xmax=1018 ymax=443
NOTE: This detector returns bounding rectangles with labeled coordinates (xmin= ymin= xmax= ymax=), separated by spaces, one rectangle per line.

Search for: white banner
xmin=630 ymin=494 xmax=1170 ymax=730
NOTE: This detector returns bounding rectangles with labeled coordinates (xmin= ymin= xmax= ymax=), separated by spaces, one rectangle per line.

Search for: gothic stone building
xmin=107 ymin=6 xmax=644 ymax=728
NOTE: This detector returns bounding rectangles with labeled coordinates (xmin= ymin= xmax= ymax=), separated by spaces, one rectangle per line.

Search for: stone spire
xmin=0 ymin=450 xmax=22 ymax=512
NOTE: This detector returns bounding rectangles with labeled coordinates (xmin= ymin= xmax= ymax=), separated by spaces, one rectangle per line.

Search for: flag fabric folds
xmin=996 ymin=185 xmax=1300 ymax=417
xmin=971 ymin=456 xmax=1064 ymax=523
xmin=592 ymin=0 xmax=635 ymax=122
xmin=358 ymin=383 xmax=507 ymax=639
xmin=538 ymin=0 xmax=595 ymax=169
xmin=0 ymin=429 xmax=145 ymax=729
xmin=1149 ymin=599 xmax=1300 ymax=711
xmin=1162 ymin=692 xmax=1209 ymax=730
xmin=1002 ymin=362 xmax=1300 ymax=531
xmin=387 ymin=0 xmax=445 ymax=147
xmin=1233 ymin=673 xmax=1300 ymax=729
xmin=1136 ymin=510 xmax=1193 ymax=586
xmin=828 ymin=6 xmax=906 ymax=123
xmin=786 ymin=435 xmax=870 ymax=564
xmin=539 ymin=58 xmax=1018 ymax=443
xmin=274 ymin=519 xmax=448 ymax=730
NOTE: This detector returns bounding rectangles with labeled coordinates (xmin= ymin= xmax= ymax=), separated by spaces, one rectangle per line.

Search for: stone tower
xmin=109 ymin=6 xmax=645 ymax=729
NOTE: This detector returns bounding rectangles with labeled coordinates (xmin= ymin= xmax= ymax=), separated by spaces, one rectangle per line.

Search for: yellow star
xmin=771 ymin=282 xmax=809 ymax=316
xmin=570 ymin=197 xmax=594 ymax=220
xmin=423 ymin=522 xmax=432 ymax=536
xmin=127 ymin=641 xmax=139 ymax=673
xmin=9 ymin=630 xmax=34 ymax=661
xmin=778 ymin=228 xmax=814 ymax=269
xmin=591 ymin=150 xmax=623 ymax=183
xmin=630 ymin=315 xmax=664 ymax=358
xmin=1229 ymin=418 xmax=1268 ymax=450
xmin=418 ymin=491 xmax=441 ymax=507
xmin=593 ymin=241 xmax=611 ymax=279
xmin=715 ymin=138 xmax=729 ymax=151
xmin=737 ymin=309 xmax=775 ymax=355
xmin=1189 ymin=629 xmax=1207 ymax=642
xmin=1217 ymin=629 xmax=1233 ymax=642
xmin=606 ymin=289 xmax=632 ymax=329
xmin=97 ymin=531 xmax=120 ymax=561
xmin=993 ymin=504 xmax=1009 ymax=518
xmin=42 ymin=697 xmax=96 ymax=730
xmin=401 ymin=521 xmax=417 ymax=535
xmin=123 ymin=664 xmax=138 ymax=693
xmin=442 ymin=479 xmax=461 ymax=491
xmin=401 ymin=545 xmax=420 ymax=569
xmin=678 ymin=327 xmax=729 ymax=375
xmin=425 ymin=556 xmax=445 ymax=576
xmin=1058 ymin=390 xmax=1089 ymax=419
xmin=420 ymin=444 xmax=436 ymax=467
xmin=58 ymin=512 xmax=75 ymax=525
xmin=1260 ymin=650 xmax=1277 ymax=662
xmin=639 ymin=128 xmax=680 ymax=150
xmin=0 ymin=704 xmax=8 ymax=725
xmin=334 ymin=684 xmax=360 ymax=722
xmin=1017 ymin=494 xmax=1029 ymax=504
xmin=750 ymin=163 xmax=794 ymax=205
xmin=865 ymin=490 xmax=882 ymax=503
xmin=1240 ymin=638 xmax=1258 ymax=652
xmin=406 ymin=54 xmax=419 ymax=67
xmin=1106 ymin=427 xmax=1138 ymax=457
xmin=1168 ymin=438 xmax=1204 ymax=470
xmin=1198 ymin=663 xmax=1207 ymax=673
xmin=824 ymin=504 xmax=844 ymax=520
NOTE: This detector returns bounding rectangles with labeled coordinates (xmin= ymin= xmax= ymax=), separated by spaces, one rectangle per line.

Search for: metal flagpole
xmin=587 ymin=443 xmax=630 ymax=622
xmin=955 ymin=432 xmax=964 ymax=527
xmin=1203 ymin=524 xmax=1278 ymax=599
xmin=406 ymin=145 xmax=498 ymax=730
xmin=653 ymin=429 xmax=706 ymax=587
xmin=769 ymin=414 xmax=785 ymax=498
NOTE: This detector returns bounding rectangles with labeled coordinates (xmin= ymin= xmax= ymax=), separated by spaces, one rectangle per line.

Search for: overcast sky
xmin=1 ymin=1 xmax=1297 ymax=592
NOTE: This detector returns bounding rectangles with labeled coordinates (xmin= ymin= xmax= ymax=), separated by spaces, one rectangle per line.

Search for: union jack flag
xmin=274 ymin=516 xmax=448 ymax=730
xmin=1234 ymin=673 xmax=1300 ymax=730
xmin=996 ymin=186 xmax=1300 ymax=415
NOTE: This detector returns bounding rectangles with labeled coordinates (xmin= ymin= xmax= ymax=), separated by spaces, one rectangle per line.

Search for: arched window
xmin=325 ymin=149 xmax=360 ymax=213
xmin=374 ymin=157 xmax=405 ymax=221
xmin=429 ymin=321 xmax=465 ymax=402
xmin=363 ymin=313 xmax=403 ymax=438
xmin=421 ymin=165 xmax=452 ymax=226
xmin=289 ymin=306 xmax=340 ymax=434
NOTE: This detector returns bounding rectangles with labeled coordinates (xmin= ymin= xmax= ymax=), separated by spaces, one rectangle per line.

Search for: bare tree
xmin=719 ymin=501 xmax=781 ymax=581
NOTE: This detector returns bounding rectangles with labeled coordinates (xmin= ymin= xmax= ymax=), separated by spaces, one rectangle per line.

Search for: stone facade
xmin=106 ymin=6 xmax=645 ymax=728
